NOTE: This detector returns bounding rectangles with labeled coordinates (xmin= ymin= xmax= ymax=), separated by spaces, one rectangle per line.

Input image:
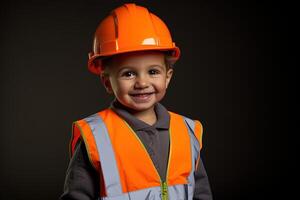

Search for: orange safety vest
xmin=70 ymin=108 xmax=203 ymax=200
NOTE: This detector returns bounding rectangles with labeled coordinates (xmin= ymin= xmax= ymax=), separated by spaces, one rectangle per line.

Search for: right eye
xmin=121 ymin=71 xmax=135 ymax=78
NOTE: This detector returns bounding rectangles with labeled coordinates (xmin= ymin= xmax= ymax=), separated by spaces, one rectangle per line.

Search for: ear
xmin=100 ymin=73 xmax=113 ymax=94
xmin=165 ymin=68 xmax=173 ymax=89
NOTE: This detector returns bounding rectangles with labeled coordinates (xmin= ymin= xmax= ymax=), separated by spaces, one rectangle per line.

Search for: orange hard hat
xmin=88 ymin=3 xmax=181 ymax=75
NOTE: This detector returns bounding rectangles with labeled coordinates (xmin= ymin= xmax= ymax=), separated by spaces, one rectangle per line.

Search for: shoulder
xmin=168 ymin=110 xmax=203 ymax=142
xmin=74 ymin=108 xmax=112 ymax=123
xmin=168 ymin=110 xmax=202 ymax=126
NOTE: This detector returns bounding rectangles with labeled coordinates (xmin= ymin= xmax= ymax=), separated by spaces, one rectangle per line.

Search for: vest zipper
xmin=161 ymin=181 xmax=168 ymax=200
xmin=123 ymin=121 xmax=172 ymax=200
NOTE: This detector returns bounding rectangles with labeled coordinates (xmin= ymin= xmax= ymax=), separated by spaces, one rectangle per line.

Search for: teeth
xmin=131 ymin=93 xmax=152 ymax=96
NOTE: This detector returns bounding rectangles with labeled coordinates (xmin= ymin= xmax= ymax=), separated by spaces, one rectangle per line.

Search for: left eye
xmin=149 ymin=69 xmax=159 ymax=75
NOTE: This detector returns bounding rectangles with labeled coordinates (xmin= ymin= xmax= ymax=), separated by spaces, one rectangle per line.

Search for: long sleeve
xmin=193 ymin=157 xmax=213 ymax=200
xmin=60 ymin=140 xmax=99 ymax=200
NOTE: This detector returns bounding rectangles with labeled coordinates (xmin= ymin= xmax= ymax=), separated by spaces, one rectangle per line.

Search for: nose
xmin=134 ymin=74 xmax=149 ymax=89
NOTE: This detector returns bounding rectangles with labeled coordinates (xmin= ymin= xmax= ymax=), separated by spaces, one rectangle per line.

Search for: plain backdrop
xmin=0 ymin=0 xmax=290 ymax=199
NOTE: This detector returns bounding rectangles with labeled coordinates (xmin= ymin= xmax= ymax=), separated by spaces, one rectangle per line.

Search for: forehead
xmin=110 ymin=51 xmax=165 ymax=69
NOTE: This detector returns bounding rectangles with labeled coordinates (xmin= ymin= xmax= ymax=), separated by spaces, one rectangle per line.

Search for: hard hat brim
xmin=88 ymin=46 xmax=180 ymax=75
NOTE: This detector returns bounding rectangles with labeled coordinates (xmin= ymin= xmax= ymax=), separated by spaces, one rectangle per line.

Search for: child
xmin=60 ymin=3 xmax=213 ymax=200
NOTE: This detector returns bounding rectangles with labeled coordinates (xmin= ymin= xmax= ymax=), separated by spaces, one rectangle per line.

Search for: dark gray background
xmin=0 ymin=0 xmax=290 ymax=199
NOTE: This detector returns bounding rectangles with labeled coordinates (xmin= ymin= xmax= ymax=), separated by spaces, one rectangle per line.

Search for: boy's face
xmin=101 ymin=51 xmax=173 ymax=113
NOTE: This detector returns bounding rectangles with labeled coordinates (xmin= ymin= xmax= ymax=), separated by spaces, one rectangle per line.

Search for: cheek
xmin=112 ymin=80 xmax=131 ymax=94
xmin=154 ymin=79 xmax=168 ymax=92
xmin=109 ymin=78 xmax=120 ymax=93
xmin=155 ymin=86 xmax=167 ymax=102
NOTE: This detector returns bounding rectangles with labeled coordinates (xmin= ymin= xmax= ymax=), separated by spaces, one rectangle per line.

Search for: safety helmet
xmin=88 ymin=3 xmax=180 ymax=75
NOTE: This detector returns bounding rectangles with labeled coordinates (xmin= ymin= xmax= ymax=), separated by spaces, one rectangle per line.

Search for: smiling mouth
xmin=130 ymin=92 xmax=154 ymax=97
xmin=129 ymin=92 xmax=154 ymax=102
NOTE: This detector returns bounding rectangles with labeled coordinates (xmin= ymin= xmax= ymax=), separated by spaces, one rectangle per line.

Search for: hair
xmin=96 ymin=51 xmax=177 ymax=77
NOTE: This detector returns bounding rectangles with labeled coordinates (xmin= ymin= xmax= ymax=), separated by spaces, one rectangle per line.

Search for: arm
xmin=60 ymin=140 xmax=100 ymax=200
xmin=193 ymin=157 xmax=213 ymax=200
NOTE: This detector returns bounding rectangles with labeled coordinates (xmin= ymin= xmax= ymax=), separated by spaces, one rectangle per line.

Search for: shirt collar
xmin=110 ymin=99 xmax=170 ymax=131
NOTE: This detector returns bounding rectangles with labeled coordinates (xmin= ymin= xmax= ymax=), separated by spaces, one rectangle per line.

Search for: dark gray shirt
xmin=60 ymin=100 xmax=213 ymax=200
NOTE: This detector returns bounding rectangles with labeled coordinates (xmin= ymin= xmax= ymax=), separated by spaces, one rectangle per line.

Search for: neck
xmin=131 ymin=107 xmax=157 ymax=126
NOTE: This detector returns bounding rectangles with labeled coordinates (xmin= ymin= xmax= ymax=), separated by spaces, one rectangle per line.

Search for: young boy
xmin=60 ymin=3 xmax=213 ymax=200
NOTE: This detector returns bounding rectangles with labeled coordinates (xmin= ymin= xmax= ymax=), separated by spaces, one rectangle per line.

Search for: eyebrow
xmin=148 ymin=64 xmax=165 ymax=70
xmin=117 ymin=66 xmax=133 ymax=75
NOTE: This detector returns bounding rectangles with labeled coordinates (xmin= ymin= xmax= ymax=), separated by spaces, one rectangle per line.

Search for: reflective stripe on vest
xmin=183 ymin=117 xmax=202 ymax=200
xmin=71 ymin=109 xmax=202 ymax=199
